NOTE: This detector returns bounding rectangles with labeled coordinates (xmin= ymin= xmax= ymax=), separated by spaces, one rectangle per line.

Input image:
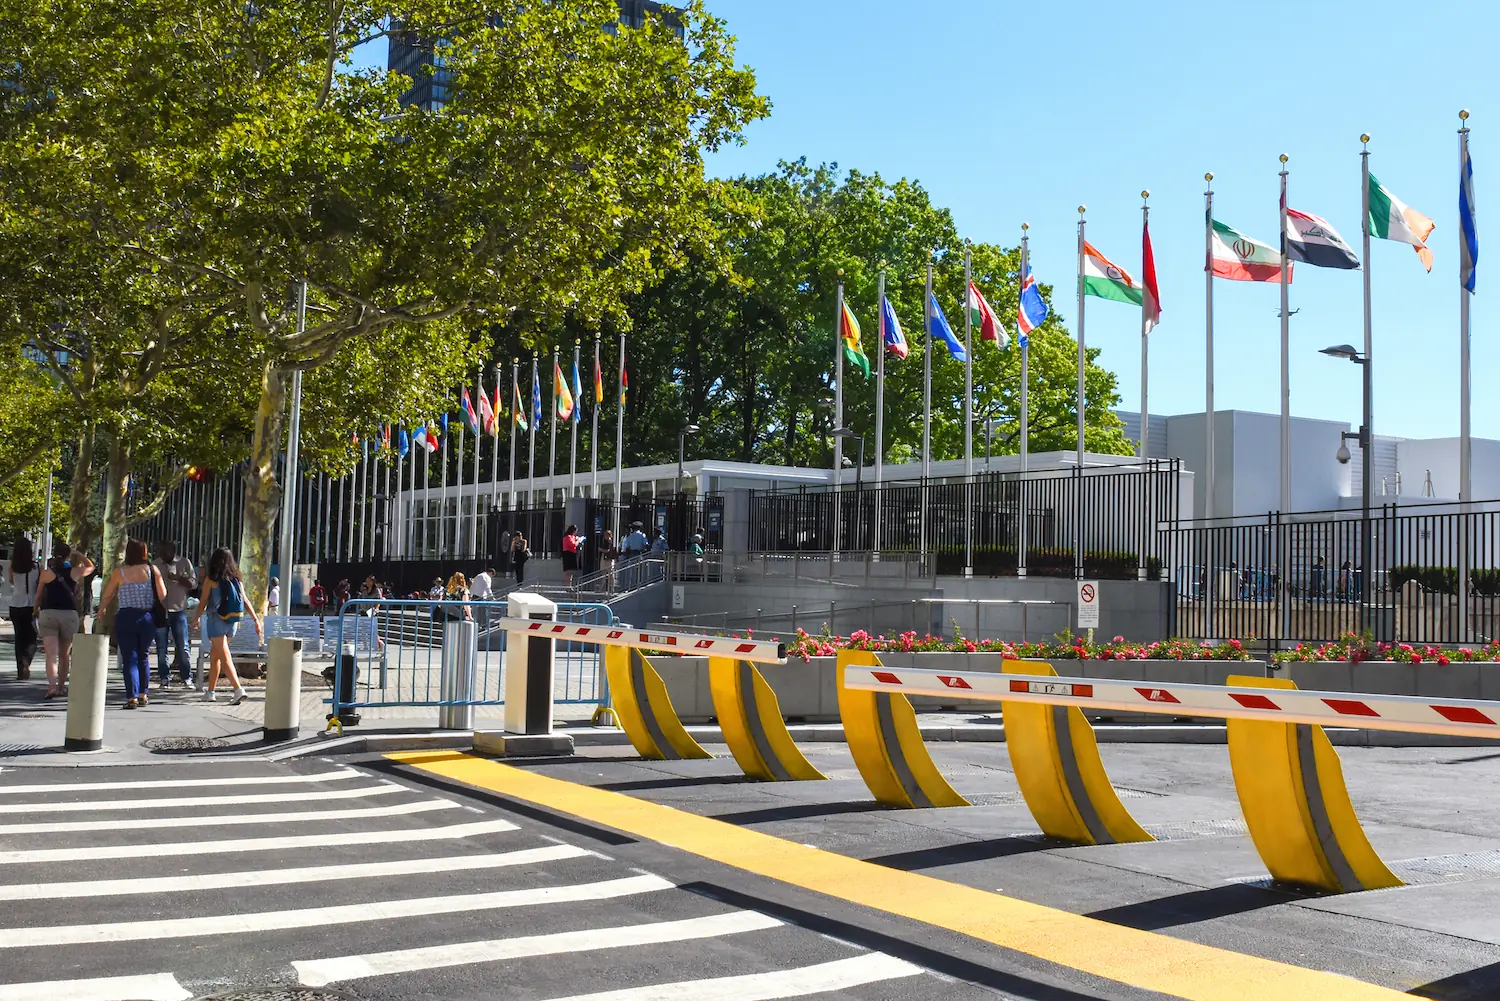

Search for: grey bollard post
xmin=64 ymin=633 xmax=109 ymax=752
xmin=438 ymin=618 xmax=477 ymax=730
xmin=263 ymin=636 xmax=303 ymax=742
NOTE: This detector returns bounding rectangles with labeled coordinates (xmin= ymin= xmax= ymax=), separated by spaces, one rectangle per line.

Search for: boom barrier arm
xmin=493 ymin=617 xmax=785 ymax=664
xmin=844 ymin=665 xmax=1500 ymax=741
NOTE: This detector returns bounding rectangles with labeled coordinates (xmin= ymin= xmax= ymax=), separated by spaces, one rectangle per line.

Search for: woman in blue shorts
xmin=189 ymin=547 xmax=263 ymax=704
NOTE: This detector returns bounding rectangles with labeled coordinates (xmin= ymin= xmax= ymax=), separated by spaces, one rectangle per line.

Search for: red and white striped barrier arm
xmin=494 ymin=617 xmax=786 ymax=665
xmin=843 ymin=664 xmax=1500 ymax=740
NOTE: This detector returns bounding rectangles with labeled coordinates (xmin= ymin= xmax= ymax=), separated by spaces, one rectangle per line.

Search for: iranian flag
xmin=966 ymin=283 xmax=1008 ymax=347
xmin=1081 ymin=242 xmax=1144 ymax=305
xmin=1367 ymin=172 xmax=1435 ymax=272
xmin=1209 ymin=218 xmax=1289 ymax=283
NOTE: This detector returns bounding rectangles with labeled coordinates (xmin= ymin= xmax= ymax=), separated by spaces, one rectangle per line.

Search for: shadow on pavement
xmin=598 ymin=774 xmax=755 ymax=792
xmin=1410 ymin=961 xmax=1500 ymax=1000
xmin=711 ymin=800 xmax=889 ymax=825
xmin=1084 ymin=883 xmax=1300 ymax=931
xmin=863 ymin=836 xmax=1057 ymax=872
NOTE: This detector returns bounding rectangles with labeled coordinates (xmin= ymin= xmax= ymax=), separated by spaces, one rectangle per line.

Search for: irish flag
xmin=1209 ymin=218 xmax=1289 ymax=283
xmin=1081 ymin=242 xmax=1145 ymax=305
xmin=966 ymin=283 xmax=1009 ymax=348
xmin=1367 ymin=173 xmax=1435 ymax=272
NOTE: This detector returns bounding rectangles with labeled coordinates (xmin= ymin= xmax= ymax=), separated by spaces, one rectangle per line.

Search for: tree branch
xmin=126 ymin=465 xmax=189 ymax=528
xmin=315 ymin=0 xmax=346 ymax=110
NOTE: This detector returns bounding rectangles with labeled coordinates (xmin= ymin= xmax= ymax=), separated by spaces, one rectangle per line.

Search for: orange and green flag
xmin=840 ymin=301 xmax=870 ymax=378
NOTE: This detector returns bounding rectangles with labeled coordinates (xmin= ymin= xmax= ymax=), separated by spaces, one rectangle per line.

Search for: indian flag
xmin=840 ymin=301 xmax=870 ymax=378
xmin=1367 ymin=172 xmax=1435 ymax=273
xmin=1209 ymin=218 xmax=1288 ymax=283
xmin=1081 ymin=242 xmax=1144 ymax=305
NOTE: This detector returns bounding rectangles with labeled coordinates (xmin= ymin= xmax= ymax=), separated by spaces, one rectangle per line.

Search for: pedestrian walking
xmin=190 ymin=547 xmax=262 ymax=705
xmin=335 ymin=578 xmax=351 ymax=612
xmin=561 ymin=524 xmax=581 ymax=587
xmin=6 ymin=537 xmax=38 ymax=681
xmin=34 ymin=541 xmax=94 ymax=700
xmin=509 ymin=532 xmax=530 ymax=585
xmin=598 ymin=530 xmax=618 ymax=592
xmin=152 ymin=541 xmax=195 ymax=689
xmin=98 ymin=538 xmax=167 ymax=709
xmin=309 ymin=580 xmax=329 ymax=618
xmin=267 ymin=576 xmax=281 ymax=615
xmin=471 ymin=567 xmax=495 ymax=628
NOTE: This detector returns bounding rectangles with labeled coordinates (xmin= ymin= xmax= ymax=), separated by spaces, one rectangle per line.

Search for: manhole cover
xmin=142 ymin=736 xmax=232 ymax=753
xmin=194 ymin=989 xmax=363 ymax=1001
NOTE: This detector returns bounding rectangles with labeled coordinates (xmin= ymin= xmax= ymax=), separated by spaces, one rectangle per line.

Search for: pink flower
xmin=1438 ymin=654 xmax=1451 ymax=666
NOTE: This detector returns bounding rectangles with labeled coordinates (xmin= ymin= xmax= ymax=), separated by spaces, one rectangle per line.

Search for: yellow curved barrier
xmin=1001 ymin=660 xmax=1153 ymax=845
xmin=1226 ymin=675 xmax=1402 ymax=893
xmin=708 ymin=657 xmax=827 ymax=782
xmin=836 ymin=650 xmax=968 ymax=809
xmin=603 ymin=646 xmax=712 ymax=761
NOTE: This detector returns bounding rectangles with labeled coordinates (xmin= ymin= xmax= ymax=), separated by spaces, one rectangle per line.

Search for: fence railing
xmin=1169 ymin=501 xmax=1500 ymax=648
xmin=748 ymin=461 xmax=1179 ymax=581
xmin=328 ymin=598 xmax=616 ymax=721
xmin=658 ymin=595 xmax=1071 ymax=645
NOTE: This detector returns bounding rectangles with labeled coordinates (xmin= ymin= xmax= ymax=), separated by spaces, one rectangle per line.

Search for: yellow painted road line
xmin=389 ymin=750 xmax=1410 ymax=1001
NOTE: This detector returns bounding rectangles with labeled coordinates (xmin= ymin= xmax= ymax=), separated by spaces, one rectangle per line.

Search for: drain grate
xmin=1142 ymin=819 xmax=1250 ymax=841
xmin=143 ymin=736 xmax=232 ymax=753
xmin=0 ymin=743 xmax=46 ymax=754
xmin=194 ymin=989 xmax=364 ymax=1001
xmin=1390 ymin=849 xmax=1500 ymax=886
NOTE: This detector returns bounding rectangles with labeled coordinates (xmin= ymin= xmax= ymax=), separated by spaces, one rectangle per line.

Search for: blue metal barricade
xmin=328 ymin=598 xmax=617 ymax=722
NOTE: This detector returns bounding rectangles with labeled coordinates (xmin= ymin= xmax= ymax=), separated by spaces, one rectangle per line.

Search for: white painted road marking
xmin=0 ymin=973 xmax=190 ymax=1001
xmin=535 ymin=954 xmax=925 ymax=1000
xmin=0 ymin=798 xmax=458 ymax=835
xmin=0 ymin=844 xmax=592 ymax=900
xmin=0 ymin=782 xmax=403 ymax=813
xmin=1 ymin=875 xmax=675 ymax=947
xmin=0 ymin=817 xmax=519 ymax=865
xmin=295 ymin=910 xmax=783 ymax=986
xmin=0 ymin=770 xmax=361 ymax=795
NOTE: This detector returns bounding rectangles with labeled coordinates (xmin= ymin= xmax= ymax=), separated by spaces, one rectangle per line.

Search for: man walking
xmin=471 ymin=566 xmax=495 ymax=629
xmin=620 ymin=521 xmax=649 ymax=589
xmin=153 ymin=540 xmax=196 ymax=689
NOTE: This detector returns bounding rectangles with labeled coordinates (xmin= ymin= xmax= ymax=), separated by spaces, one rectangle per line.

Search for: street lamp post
xmin=675 ymin=423 xmax=700 ymax=497
xmin=1321 ymin=343 xmax=1373 ymax=634
xmin=833 ymin=428 xmax=864 ymax=551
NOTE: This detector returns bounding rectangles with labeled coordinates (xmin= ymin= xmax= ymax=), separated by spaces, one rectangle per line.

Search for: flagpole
xmin=420 ymin=435 xmax=429 ymax=556
xmin=276 ymin=280 xmax=305 ymax=588
xmin=569 ymin=339 xmax=580 ymax=500
xmin=922 ymin=257 xmax=932 ymax=562
xmin=491 ymin=363 xmax=502 ymax=516
xmin=1140 ymin=193 xmax=1151 ymax=461
xmin=548 ymin=346 xmax=558 ymax=511
xmin=874 ymin=265 xmax=886 ymax=488
xmin=963 ymin=240 xmax=974 ymax=478
xmin=1279 ymin=154 xmax=1292 ymax=515
xmin=1075 ymin=206 xmax=1087 ymax=467
xmin=615 ymin=332 xmax=625 ymax=538
xmin=591 ymin=334 xmax=601 ymax=499
xmin=390 ymin=431 xmax=400 ymax=559
xmin=509 ymin=358 xmax=519 ymax=511
xmin=832 ymin=272 xmax=845 ymax=557
xmin=356 ymin=440 xmax=369 ymax=560
xmin=528 ymin=355 xmax=537 ymax=511
xmin=371 ymin=433 xmax=382 ymax=557
xmin=1020 ymin=225 xmax=1031 ymax=473
xmin=1204 ymin=174 xmax=1216 ymax=523
xmin=1459 ymin=110 xmax=1475 ymax=640
xmin=472 ymin=375 xmax=483 ymax=555
xmin=453 ymin=406 xmax=464 ymax=558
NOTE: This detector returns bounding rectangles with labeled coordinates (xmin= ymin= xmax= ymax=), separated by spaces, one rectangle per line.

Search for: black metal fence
xmin=748 ymin=462 xmax=1180 ymax=581
xmin=1170 ymin=500 xmax=1500 ymax=649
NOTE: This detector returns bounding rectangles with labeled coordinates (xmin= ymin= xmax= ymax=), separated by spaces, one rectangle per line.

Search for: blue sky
xmin=359 ymin=1 xmax=1494 ymax=440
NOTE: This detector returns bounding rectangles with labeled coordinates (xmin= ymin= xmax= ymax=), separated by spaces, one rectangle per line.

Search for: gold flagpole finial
xmin=1141 ymin=189 xmax=1150 ymax=202
xmin=1279 ymin=153 xmax=1289 ymax=165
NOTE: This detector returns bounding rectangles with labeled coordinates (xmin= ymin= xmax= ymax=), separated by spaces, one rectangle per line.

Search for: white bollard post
xmin=263 ymin=636 xmax=303 ymax=742
xmin=64 ymin=633 xmax=108 ymax=752
xmin=474 ymin=591 xmax=573 ymax=756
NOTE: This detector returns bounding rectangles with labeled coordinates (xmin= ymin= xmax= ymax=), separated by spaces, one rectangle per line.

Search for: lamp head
xmin=684 ymin=423 xmax=701 ymax=434
xmin=1319 ymin=343 xmax=1361 ymax=361
xmin=1336 ymin=442 xmax=1352 ymax=465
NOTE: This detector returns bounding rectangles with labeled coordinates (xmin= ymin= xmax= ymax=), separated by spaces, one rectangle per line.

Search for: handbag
xmin=149 ymin=566 xmax=168 ymax=629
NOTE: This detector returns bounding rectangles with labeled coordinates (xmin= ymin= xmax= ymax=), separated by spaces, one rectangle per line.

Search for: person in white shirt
xmin=471 ymin=568 xmax=495 ymax=628
xmin=267 ymin=577 xmax=281 ymax=615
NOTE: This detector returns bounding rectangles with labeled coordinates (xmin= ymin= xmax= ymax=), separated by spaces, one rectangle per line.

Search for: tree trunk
xmin=67 ymin=424 xmax=97 ymax=552
xmin=96 ymin=433 xmax=132 ymax=635
xmin=239 ymin=362 xmax=288 ymax=617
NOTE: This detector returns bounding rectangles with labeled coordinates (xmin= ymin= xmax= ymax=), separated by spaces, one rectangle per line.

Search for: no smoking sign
xmin=1076 ymin=581 xmax=1100 ymax=629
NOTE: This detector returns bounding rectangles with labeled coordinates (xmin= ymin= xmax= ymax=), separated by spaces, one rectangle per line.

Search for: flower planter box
xmin=1273 ymin=660 xmax=1500 ymax=702
xmin=650 ymin=653 xmax=1265 ymax=724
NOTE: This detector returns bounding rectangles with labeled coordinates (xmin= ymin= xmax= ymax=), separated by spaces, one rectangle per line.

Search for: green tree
xmin=1 ymin=0 xmax=766 ymax=604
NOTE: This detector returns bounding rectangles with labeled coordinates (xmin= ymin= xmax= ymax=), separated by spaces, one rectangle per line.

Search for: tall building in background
xmin=388 ymin=2 xmax=683 ymax=112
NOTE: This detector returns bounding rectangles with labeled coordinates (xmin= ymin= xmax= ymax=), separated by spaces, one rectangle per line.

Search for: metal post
xmin=1459 ymin=113 xmax=1475 ymax=640
xmin=569 ymin=339 xmax=580 ymax=500
xmin=1075 ymin=206 xmax=1087 ymax=467
xmin=963 ymin=240 xmax=973 ymax=478
xmin=438 ymin=618 xmax=477 ymax=730
xmin=1204 ymin=174 xmax=1217 ymax=522
xmin=278 ymin=280 xmax=307 ymax=588
xmin=1140 ymin=192 xmax=1152 ymax=461
xmin=1279 ymin=155 xmax=1292 ymax=516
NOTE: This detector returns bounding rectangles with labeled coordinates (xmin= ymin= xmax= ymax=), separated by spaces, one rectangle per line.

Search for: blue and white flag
xmin=926 ymin=293 xmax=966 ymax=362
xmin=1017 ymin=263 xmax=1049 ymax=345
xmin=397 ymin=427 xmax=410 ymax=458
xmin=880 ymin=295 xmax=909 ymax=359
xmin=1462 ymin=139 xmax=1478 ymax=293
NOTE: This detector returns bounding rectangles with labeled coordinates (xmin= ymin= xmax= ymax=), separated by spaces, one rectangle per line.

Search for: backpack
xmin=216 ymin=577 xmax=245 ymax=622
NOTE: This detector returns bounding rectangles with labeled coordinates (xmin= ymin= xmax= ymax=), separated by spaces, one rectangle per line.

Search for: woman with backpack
xmin=34 ymin=541 xmax=95 ymax=700
xmin=189 ymin=547 xmax=263 ymax=705
xmin=509 ymin=532 xmax=530 ymax=585
xmin=97 ymin=538 xmax=168 ymax=709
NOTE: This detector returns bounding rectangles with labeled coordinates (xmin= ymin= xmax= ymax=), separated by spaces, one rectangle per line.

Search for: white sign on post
xmin=1076 ymin=580 xmax=1100 ymax=629
xmin=671 ymin=584 xmax=685 ymax=610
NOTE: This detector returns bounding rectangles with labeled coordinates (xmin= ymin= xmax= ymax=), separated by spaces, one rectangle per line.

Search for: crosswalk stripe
xmin=0 ymin=798 xmax=457 ymax=835
xmin=0 ymin=770 xmax=361 ymax=795
xmin=535 ymin=954 xmax=925 ymax=1001
xmin=0 ymin=844 xmax=593 ymax=901
xmin=0 ymin=817 xmax=519 ymax=865
xmin=295 ymin=910 xmax=783 ymax=987
xmin=0 ymin=782 xmax=403 ymax=814
xmin=0 ymin=973 xmax=190 ymax=1001
xmin=2 ymin=875 xmax=674 ymax=948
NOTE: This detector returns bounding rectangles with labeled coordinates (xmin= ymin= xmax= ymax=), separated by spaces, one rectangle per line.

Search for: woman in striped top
xmin=98 ymin=538 xmax=167 ymax=709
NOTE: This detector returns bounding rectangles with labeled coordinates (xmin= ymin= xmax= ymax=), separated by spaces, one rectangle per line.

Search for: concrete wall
xmin=937 ymin=577 xmax=1171 ymax=643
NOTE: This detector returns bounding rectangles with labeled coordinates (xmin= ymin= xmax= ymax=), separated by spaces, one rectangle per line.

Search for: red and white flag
xmin=1142 ymin=217 xmax=1161 ymax=333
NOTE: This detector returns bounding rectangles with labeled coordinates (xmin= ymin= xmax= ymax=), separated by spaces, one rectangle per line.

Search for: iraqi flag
xmin=1210 ymin=218 xmax=1289 ymax=283
xmin=966 ymin=282 xmax=1009 ymax=348
xmin=1284 ymin=204 xmax=1359 ymax=270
